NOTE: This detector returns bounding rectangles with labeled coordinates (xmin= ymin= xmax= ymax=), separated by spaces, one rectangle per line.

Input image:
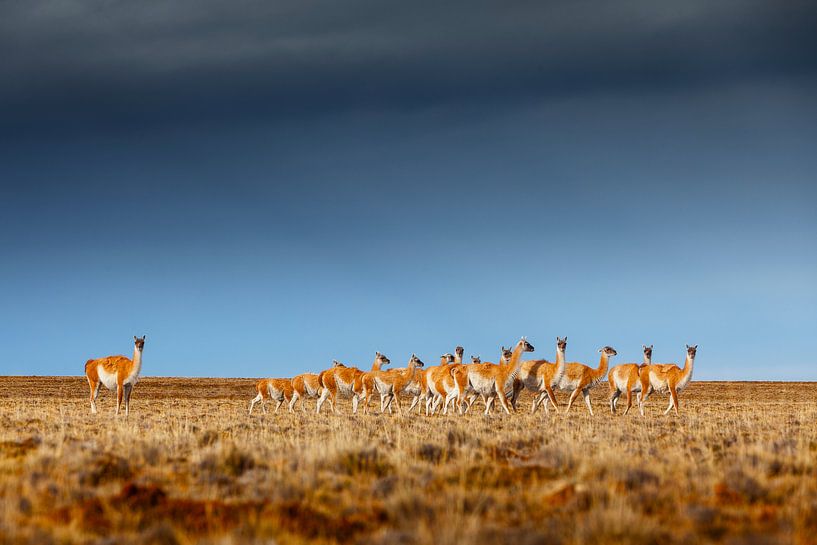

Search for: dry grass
xmin=1 ymin=377 xmax=816 ymax=545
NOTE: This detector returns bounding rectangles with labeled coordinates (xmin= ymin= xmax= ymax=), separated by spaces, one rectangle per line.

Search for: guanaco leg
xmin=565 ymin=388 xmax=581 ymax=414
xmin=115 ymin=380 xmax=125 ymax=415
xmin=582 ymin=387 xmax=594 ymax=416
xmin=123 ymin=383 xmax=133 ymax=416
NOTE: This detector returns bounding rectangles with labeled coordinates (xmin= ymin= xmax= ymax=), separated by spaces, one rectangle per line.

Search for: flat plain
xmin=1 ymin=377 xmax=816 ymax=545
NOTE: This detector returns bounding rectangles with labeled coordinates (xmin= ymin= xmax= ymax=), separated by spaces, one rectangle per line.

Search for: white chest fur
xmin=97 ymin=366 xmax=119 ymax=390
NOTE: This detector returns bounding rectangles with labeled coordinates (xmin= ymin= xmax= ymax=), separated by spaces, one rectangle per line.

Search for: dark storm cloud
xmin=1 ymin=0 xmax=816 ymax=131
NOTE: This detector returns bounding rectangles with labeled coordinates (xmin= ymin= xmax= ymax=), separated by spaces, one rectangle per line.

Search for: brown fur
xmin=466 ymin=338 xmax=535 ymax=414
xmin=639 ymin=345 xmax=697 ymax=416
xmin=317 ymin=360 xmax=368 ymax=414
xmin=249 ymin=378 xmax=295 ymax=414
xmin=557 ymin=346 xmax=617 ymax=415
xmin=514 ymin=337 xmax=567 ymax=413
xmin=370 ymin=355 xmax=425 ymax=414
xmin=289 ymin=373 xmax=322 ymax=411
xmin=608 ymin=345 xmax=652 ymax=416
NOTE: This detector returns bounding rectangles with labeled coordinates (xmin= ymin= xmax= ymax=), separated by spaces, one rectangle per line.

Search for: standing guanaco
xmin=85 ymin=335 xmax=145 ymax=416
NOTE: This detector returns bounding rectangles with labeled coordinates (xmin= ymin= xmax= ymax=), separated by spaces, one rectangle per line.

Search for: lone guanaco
xmin=85 ymin=335 xmax=145 ymax=416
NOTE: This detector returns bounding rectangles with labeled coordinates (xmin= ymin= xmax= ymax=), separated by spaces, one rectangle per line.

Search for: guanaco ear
xmin=642 ymin=344 xmax=646 ymax=350
xmin=134 ymin=336 xmax=138 ymax=341
xmin=686 ymin=344 xmax=689 ymax=349
xmin=598 ymin=348 xmax=603 ymax=353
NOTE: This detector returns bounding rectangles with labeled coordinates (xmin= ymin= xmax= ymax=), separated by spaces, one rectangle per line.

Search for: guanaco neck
xmin=554 ymin=346 xmax=565 ymax=375
xmin=680 ymin=354 xmax=694 ymax=379
xmin=132 ymin=346 xmax=143 ymax=375
xmin=405 ymin=360 xmax=418 ymax=382
xmin=372 ymin=357 xmax=384 ymax=371
xmin=454 ymin=352 xmax=463 ymax=364
xmin=503 ymin=343 xmax=526 ymax=380
xmin=592 ymin=352 xmax=610 ymax=381
xmin=643 ymin=353 xmax=652 ymax=365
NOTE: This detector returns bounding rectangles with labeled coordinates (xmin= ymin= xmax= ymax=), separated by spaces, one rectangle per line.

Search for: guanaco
xmin=515 ymin=336 xmax=568 ymax=414
xmin=466 ymin=337 xmax=535 ymax=415
xmin=249 ymin=378 xmax=294 ymax=414
xmin=442 ymin=346 xmax=477 ymax=414
xmin=405 ymin=364 xmax=431 ymax=414
xmin=639 ymin=345 xmax=697 ymax=416
xmin=608 ymin=344 xmax=652 ymax=415
xmin=461 ymin=347 xmax=511 ymax=413
xmin=85 ymin=335 xmax=145 ymax=416
xmin=555 ymin=345 xmax=617 ymax=415
xmin=374 ymin=354 xmax=425 ymax=414
xmin=316 ymin=359 xmax=369 ymax=414
xmin=427 ymin=353 xmax=459 ymax=415
xmin=289 ymin=373 xmax=323 ymax=412
xmin=361 ymin=352 xmax=393 ymax=414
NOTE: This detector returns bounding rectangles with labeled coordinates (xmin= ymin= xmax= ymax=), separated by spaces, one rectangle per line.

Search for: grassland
xmin=1 ymin=377 xmax=816 ymax=545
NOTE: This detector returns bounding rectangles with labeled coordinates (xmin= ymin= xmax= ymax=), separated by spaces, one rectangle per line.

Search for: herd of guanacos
xmin=83 ymin=336 xmax=697 ymax=418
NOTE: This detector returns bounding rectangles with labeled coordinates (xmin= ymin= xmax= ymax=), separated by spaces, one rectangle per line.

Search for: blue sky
xmin=1 ymin=1 xmax=815 ymax=379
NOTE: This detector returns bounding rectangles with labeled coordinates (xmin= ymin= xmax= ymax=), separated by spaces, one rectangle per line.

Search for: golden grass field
xmin=1 ymin=377 xmax=816 ymax=545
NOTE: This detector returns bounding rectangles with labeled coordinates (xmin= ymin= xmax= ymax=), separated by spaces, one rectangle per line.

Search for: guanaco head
xmin=598 ymin=346 xmax=617 ymax=357
xmin=500 ymin=347 xmax=513 ymax=364
xmin=133 ymin=335 xmax=146 ymax=352
xmin=375 ymin=352 xmax=391 ymax=368
xmin=471 ymin=355 xmax=481 ymax=364
xmin=642 ymin=344 xmax=653 ymax=360
xmin=517 ymin=336 xmax=535 ymax=353
xmin=455 ymin=346 xmax=464 ymax=358
xmin=409 ymin=353 xmax=425 ymax=368
xmin=556 ymin=337 xmax=567 ymax=352
xmin=440 ymin=353 xmax=454 ymax=365
xmin=686 ymin=344 xmax=698 ymax=358
xmin=332 ymin=359 xmax=347 ymax=368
